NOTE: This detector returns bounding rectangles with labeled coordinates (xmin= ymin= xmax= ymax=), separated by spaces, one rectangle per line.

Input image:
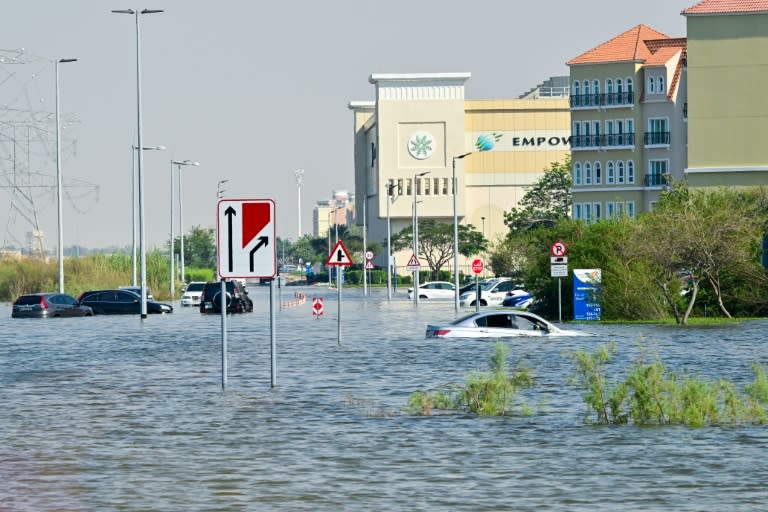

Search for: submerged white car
xmin=425 ymin=310 xmax=593 ymax=338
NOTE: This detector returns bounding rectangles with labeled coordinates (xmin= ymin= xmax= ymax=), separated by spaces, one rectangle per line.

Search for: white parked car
xmin=459 ymin=278 xmax=520 ymax=307
xmin=426 ymin=310 xmax=593 ymax=338
xmin=407 ymin=281 xmax=456 ymax=300
xmin=181 ymin=281 xmax=206 ymax=307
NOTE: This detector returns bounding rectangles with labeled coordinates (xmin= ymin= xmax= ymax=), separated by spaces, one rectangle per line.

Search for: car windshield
xmin=480 ymin=280 xmax=501 ymax=291
xmin=451 ymin=313 xmax=482 ymax=325
xmin=186 ymin=283 xmax=205 ymax=292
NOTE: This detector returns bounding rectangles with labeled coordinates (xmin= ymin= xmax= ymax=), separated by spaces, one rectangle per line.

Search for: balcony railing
xmin=570 ymin=92 xmax=635 ymax=108
xmin=644 ymin=132 xmax=670 ymax=145
xmin=644 ymin=173 xmax=667 ymax=187
xmin=571 ymin=133 xmax=635 ymax=149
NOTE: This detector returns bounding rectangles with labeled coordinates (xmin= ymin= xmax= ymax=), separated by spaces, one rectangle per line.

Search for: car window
xmin=62 ymin=295 xmax=77 ymax=305
xmin=495 ymin=281 xmax=514 ymax=292
xmin=15 ymin=295 xmax=40 ymax=306
xmin=187 ymin=283 xmax=205 ymax=292
xmin=486 ymin=314 xmax=516 ymax=328
xmin=47 ymin=295 xmax=62 ymax=305
xmin=116 ymin=291 xmax=136 ymax=303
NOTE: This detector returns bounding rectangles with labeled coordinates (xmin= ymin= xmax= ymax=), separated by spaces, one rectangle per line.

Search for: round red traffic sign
xmin=471 ymin=258 xmax=484 ymax=274
xmin=550 ymin=241 xmax=567 ymax=257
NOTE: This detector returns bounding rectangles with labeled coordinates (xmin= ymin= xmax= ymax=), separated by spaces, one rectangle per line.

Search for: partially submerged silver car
xmin=426 ymin=310 xmax=593 ymax=338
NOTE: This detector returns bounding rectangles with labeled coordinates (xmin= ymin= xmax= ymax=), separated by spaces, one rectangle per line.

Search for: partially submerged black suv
xmin=199 ymin=281 xmax=253 ymax=314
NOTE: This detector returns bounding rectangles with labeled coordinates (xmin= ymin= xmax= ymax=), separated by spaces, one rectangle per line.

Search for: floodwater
xmin=1 ymin=285 xmax=767 ymax=511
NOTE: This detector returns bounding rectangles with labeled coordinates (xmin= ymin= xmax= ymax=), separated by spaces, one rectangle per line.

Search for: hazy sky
xmin=1 ymin=0 xmax=695 ymax=250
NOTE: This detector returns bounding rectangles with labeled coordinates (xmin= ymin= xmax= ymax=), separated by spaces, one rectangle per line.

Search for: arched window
xmin=626 ymin=78 xmax=634 ymax=103
xmin=593 ymin=79 xmax=600 ymax=104
xmin=616 ymin=78 xmax=624 ymax=104
xmin=657 ymin=76 xmax=665 ymax=94
xmin=594 ymin=162 xmax=602 ymax=185
xmin=627 ymin=160 xmax=635 ymax=184
xmin=617 ymin=161 xmax=625 ymax=184
xmin=583 ymin=80 xmax=591 ymax=105
xmin=585 ymin=162 xmax=592 ymax=185
xmin=574 ymin=162 xmax=582 ymax=185
xmin=606 ymin=79 xmax=614 ymax=105
xmin=607 ymin=161 xmax=615 ymax=184
xmin=648 ymin=76 xmax=655 ymax=94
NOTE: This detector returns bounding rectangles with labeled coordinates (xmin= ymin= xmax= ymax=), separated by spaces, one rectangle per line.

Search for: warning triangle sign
xmin=326 ymin=240 xmax=353 ymax=266
xmin=406 ymin=253 xmax=421 ymax=269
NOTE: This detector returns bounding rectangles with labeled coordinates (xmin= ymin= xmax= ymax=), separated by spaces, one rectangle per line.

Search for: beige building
xmin=567 ymin=25 xmax=688 ymax=220
xmin=349 ymin=73 xmax=570 ymax=274
xmin=312 ymin=190 xmax=354 ymax=238
xmin=682 ymin=0 xmax=768 ymax=186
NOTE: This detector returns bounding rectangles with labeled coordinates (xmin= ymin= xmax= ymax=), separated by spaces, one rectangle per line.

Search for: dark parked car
xmin=77 ymin=289 xmax=173 ymax=315
xmin=200 ymin=281 xmax=253 ymax=314
xmin=12 ymin=292 xmax=93 ymax=318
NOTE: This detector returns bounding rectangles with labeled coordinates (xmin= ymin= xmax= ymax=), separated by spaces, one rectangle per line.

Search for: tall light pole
xmin=175 ymin=159 xmax=200 ymax=285
xmin=294 ymin=169 xmax=304 ymax=239
xmin=217 ymin=178 xmax=229 ymax=199
xmin=131 ymin=145 xmax=165 ymax=287
xmin=385 ymin=183 xmax=397 ymax=301
xmin=55 ymin=58 xmax=77 ymax=293
xmin=327 ymin=206 xmax=339 ymax=288
xmin=413 ymin=171 xmax=430 ymax=305
xmin=452 ymin=152 xmax=472 ymax=312
xmin=113 ymin=7 xmax=164 ymax=319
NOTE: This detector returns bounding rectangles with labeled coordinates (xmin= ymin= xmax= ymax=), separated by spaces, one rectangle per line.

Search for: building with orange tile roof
xmin=567 ymin=25 xmax=688 ymax=221
xmin=682 ymin=0 xmax=768 ymax=186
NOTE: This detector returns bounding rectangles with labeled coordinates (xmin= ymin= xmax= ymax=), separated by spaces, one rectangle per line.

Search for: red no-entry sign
xmin=471 ymin=258 xmax=484 ymax=274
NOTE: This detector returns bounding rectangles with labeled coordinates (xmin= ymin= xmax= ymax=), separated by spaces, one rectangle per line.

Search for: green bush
xmin=404 ymin=342 xmax=532 ymax=417
xmin=570 ymin=344 xmax=768 ymax=426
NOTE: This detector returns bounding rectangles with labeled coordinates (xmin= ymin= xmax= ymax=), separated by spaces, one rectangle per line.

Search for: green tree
xmin=391 ymin=219 xmax=487 ymax=280
xmin=172 ymin=225 xmax=216 ymax=271
xmin=503 ymin=156 xmax=572 ymax=235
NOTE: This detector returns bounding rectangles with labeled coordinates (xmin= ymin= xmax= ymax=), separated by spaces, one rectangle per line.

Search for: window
xmin=593 ymin=203 xmax=602 ymax=221
xmin=617 ymin=161 xmax=625 ymax=184
xmin=584 ymin=80 xmax=591 ymax=105
xmin=627 ymin=78 xmax=634 ymax=102
xmin=423 ymin=177 xmax=431 ymax=196
xmin=647 ymin=118 xmax=669 ymax=145
xmin=406 ymin=178 xmax=412 ymax=196
xmin=572 ymin=81 xmax=580 ymax=106
xmin=584 ymin=203 xmax=592 ymax=223
xmin=607 ymin=161 xmax=615 ymax=184
xmin=387 ymin=179 xmax=395 ymax=196
xmin=442 ymin=178 xmax=449 ymax=195
xmin=648 ymin=76 xmax=655 ymax=94
xmin=627 ymin=201 xmax=635 ymax=218
xmin=657 ymin=76 xmax=665 ymax=94
xmin=585 ymin=162 xmax=592 ymax=185
xmin=648 ymin=160 xmax=668 ymax=186
xmin=606 ymin=201 xmax=615 ymax=218
xmin=594 ymin=162 xmax=602 ymax=185
xmin=626 ymin=119 xmax=634 ymax=143
xmin=397 ymin=179 xmax=404 ymax=196
xmin=370 ymin=142 xmax=377 ymax=167
xmin=574 ymin=162 xmax=582 ymax=185
xmin=593 ymin=121 xmax=600 ymax=146
xmin=433 ymin=178 xmax=440 ymax=196
xmin=606 ymin=79 xmax=614 ymax=105
xmin=616 ymin=202 xmax=625 ymax=216
xmin=616 ymin=78 xmax=624 ymax=103
xmin=593 ymin=79 xmax=600 ymax=104
xmin=627 ymin=160 xmax=635 ymax=184
xmin=574 ymin=203 xmax=583 ymax=220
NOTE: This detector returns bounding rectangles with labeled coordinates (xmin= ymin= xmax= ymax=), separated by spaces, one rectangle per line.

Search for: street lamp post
xmin=217 ymin=178 xmax=229 ymax=199
xmin=385 ymin=183 xmax=397 ymax=301
xmin=294 ymin=169 xmax=304 ymax=239
xmin=175 ymin=160 xmax=200 ymax=286
xmin=413 ymin=171 xmax=430 ymax=305
xmin=55 ymin=57 xmax=77 ymax=293
xmin=130 ymin=145 xmax=164 ymax=287
xmin=327 ymin=206 xmax=339 ymax=288
xmin=452 ymin=152 xmax=472 ymax=312
xmin=113 ymin=7 xmax=164 ymax=319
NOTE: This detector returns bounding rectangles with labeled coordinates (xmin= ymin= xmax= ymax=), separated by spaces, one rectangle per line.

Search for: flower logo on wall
xmin=475 ymin=132 xmax=503 ymax=152
xmin=408 ymin=131 xmax=434 ymax=160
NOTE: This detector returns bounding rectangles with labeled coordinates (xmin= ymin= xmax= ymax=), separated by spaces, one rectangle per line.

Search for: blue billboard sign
xmin=573 ymin=269 xmax=602 ymax=321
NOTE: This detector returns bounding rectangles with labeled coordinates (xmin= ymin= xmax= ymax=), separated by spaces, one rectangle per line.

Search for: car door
xmin=115 ymin=290 xmax=140 ymax=314
xmin=488 ymin=280 xmax=515 ymax=306
xmin=52 ymin=294 xmax=76 ymax=317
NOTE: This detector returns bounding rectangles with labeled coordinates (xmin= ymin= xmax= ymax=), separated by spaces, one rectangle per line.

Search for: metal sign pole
xmin=337 ymin=266 xmax=342 ymax=345
xmin=558 ymin=277 xmax=562 ymax=323
xmin=220 ymin=279 xmax=228 ymax=389
xmin=475 ymin=274 xmax=480 ymax=313
xmin=270 ymin=278 xmax=277 ymax=387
